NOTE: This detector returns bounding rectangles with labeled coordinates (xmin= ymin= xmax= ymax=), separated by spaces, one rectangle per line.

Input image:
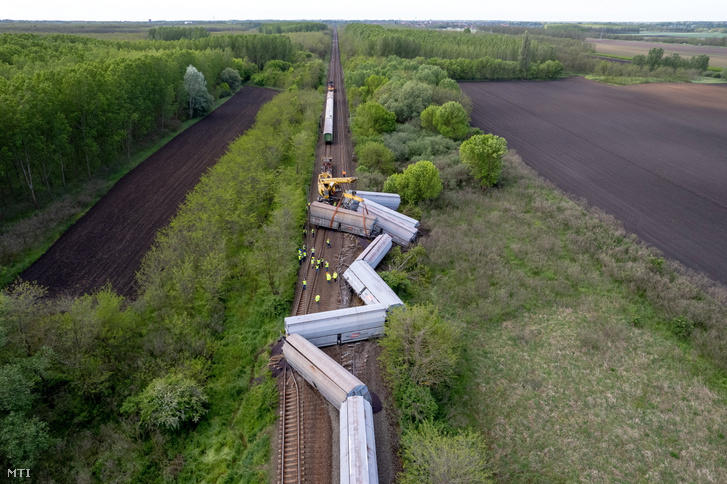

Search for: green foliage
xmin=355 ymin=141 xmax=396 ymax=174
xmin=0 ymin=88 xmax=322 ymax=480
xmin=414 ymin=64 xmax=448 ymax=85
xmin=400 ymin=421 xmax=492 ymax=484
xmin=258 ymin=22 xmax=327 ymax=34
xmin=184 ymin=64 xmax=214 ymax=118
xmin=420 ymin=105 xmax=438 ymax=131
xmin=459 ymin=134 xmax=508 ymax=187
xmin=122 ymin=373 xmax=208 ymax=432
xmin=381 ymin=305 xmax=460 ymax=390
xmin=376 ymin=79 xmax=433 ymax=121
xmin=351 ymin=101 xmax=396 ymax=138
xmin=148 ymin=26 xmax=210 ymax=41
xmin=219 ymin=66 xmax=242 ymax=91
xmin=384 ymin=160 xmax=443 ymax=204
xmin=0 ymin=412 xmax=53 ymax=469
xmin=431 ymin=101 xmax=470 ymax=140
xmin=647 ymin=47 xmax=664 ymax=70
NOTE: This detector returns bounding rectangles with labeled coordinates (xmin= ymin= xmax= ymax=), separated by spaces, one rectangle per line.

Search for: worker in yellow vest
xmin=326 ymin=272 xmax=331 ymax=283
xmin=315 ymin=294 xmax=320 ymax=304
xmin=302 ymin=280 xmax=307 ymax=290
xmin=332 ymin=271 xmax=338 ymax=282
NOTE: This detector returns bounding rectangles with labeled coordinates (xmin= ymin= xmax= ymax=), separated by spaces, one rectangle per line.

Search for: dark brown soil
xmin=462 ymin=78 xmax=727 ymax=284
xmin=20 ymin=86 xmax=277 ymax=298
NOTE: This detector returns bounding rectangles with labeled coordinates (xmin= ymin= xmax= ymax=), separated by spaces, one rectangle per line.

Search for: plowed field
xmin=462 ymin=78 xmax=727 ymax=284
xmin=21 ymin=86 xmax=277 ymax=297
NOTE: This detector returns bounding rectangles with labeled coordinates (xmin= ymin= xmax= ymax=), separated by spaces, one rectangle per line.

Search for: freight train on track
xmin=324 ymin=81 xmax=334 ymax=144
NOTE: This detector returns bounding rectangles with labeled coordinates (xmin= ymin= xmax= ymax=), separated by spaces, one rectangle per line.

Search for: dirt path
xmin=462 ymin=78 xmax=727 ymax=284
xmin=20 ymin=86 xmax=277 ymax=298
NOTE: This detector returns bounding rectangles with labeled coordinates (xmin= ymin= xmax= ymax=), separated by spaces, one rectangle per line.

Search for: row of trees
xmin=632 ymin=47 xmax=710 ymax=71
xmin=0 ymin=32 xmax=302 ymax=219
xmin=0 ymin=33 xmax=296 ymax=78
xmin=258 ymin=22 xmax=327 ymax=34
xmin=147 ymin=26 xmax=210 ymax=41
xmin=341 ymin=23 xmax=586 ymax=76
xmin=0 ymin=88 xmax=322 ymax=478
xmin=0 ymin=48 xmax=255 ymax=217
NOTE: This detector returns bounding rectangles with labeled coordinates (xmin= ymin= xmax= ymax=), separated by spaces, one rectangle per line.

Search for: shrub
xmin=355 ymin=141 xmax=396 ymax=175
xmin=420 ymin=105 xmax=438 ymax=131
xmin=352 ymin=101 xmax=397 ymax=138
xmin=122 ymin=373 xmax=208 ymax=432
xmin=377 ymin=80 xmax=434 ymax=121
xmin=380 ymin=305 xmax=460 ymax=390
xmin=219 ymin=67 xmax=242 ymax=91
xmin=400 ymin=421 xmax=492 ymax=484
xmin=433 ymin=101 xmax=470 ymax=140
xmin=414 ymin=64 xmax=448 ymax=85
xmin=459 ymin=134 xmax=508 ymax=187
xmin=384 ymin=160 xmax=442 ymax=204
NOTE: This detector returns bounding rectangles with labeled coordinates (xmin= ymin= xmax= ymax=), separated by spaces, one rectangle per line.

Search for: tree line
xmin=258 ymin=22 xmax=328 ymax=34
xmin=147 ymin=26 xmax=211 ymax=41
xmin=0 ymin=88 xmax=322 ymax=480
xmin=0 ymin=33 xmax=297 ymax=220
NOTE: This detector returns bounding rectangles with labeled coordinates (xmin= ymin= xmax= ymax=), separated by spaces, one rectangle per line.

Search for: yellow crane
xmin=317 ymin=172 xmax=364 ymax=210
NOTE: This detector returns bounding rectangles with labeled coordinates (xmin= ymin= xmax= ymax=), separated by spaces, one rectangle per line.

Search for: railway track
xmin=279 ymin=366 xmax=303 ymax=484
xmin=279 ymin=27 xmax=364 ymax=483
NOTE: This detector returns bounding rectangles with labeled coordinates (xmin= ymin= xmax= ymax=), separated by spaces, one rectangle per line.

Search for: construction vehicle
xmin=317 ymin=172 xmax=365 ymax=211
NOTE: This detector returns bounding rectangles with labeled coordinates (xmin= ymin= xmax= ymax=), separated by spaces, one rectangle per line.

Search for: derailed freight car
xmin=350 ymin=190 xmax=401 ymax=211
xmin=354 ymin=233 xmax=393 ymax=269
xmin=357 ymin=199 xmax=418 ymax=246
xmin=282 ymin=333 xmax=371 ymax=410
xmin=343 ymin=260 xmax=404 ymax=309
xmin=340 ymin=396 xmax=379 ymax=484
xmin=285 ymin=304 xmax=388 ymax=347
xmin=309 ymin=201 xmax=379 ymax=238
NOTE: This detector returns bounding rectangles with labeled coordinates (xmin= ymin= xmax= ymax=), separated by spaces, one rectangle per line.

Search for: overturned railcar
xmin=340 ymin=396 xmax=379 ymax=484
xmin=354 ymin=233 xmax=393 ymax=269
xmin=343 ymin=260 xmax=404 ymax=310
xmin=284 ymin=304 xmax=388 ymax=347
xmin=309 ymin=201 xmax=379 ymax=238
xmin=357 ymin=199 xmax=418 ymax=246
xmin=352 ymin=190 xmax=401 ymax=211
xmin=282 ymin=333 xmax=371 ymax=409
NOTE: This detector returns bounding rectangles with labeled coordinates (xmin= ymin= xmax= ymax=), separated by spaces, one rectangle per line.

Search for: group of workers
xmin=299 ymin=228 xmax=338 ymax=304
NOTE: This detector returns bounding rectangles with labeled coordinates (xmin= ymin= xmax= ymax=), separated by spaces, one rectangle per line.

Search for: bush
xmin=459 ymin=134 xmax=508 ymax=187
xmin=351 ymin=101 xmax=397 ymax=138
xmin=380 ymin=304 xmax=460 ymax=390
xmin=384 ymin=160 xmax=443 ymax=204
xmin=433 ymin=101 xmax=470 ymax=140
xmin=122 ymin=373 xmax=208 ymax=432
xmin=420 ymin=105 xmax=438 ymax=131
xmin=219 ymin=67 xmax=242 ymax=91
xmin=400 ymin=421 xmax=492 ymax=484
xmin=355 ymin=141 xmax=396 ymax=175
xmin=377 ymin=80 xmax=434 ymax=121
xmin=414 ymin=64 xmax=448 ymax=85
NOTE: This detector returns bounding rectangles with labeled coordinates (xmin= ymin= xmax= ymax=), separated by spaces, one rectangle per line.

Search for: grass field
xmin=587 ymin=38 xmax=727 ymax=68
xmin=415 ymin=152 xmax=727 ymax=481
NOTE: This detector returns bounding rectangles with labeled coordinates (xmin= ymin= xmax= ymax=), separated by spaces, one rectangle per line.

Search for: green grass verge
xmin=413 ymin=151 xmax=727 ymax=481
xmin=0 ymin=94 xmax=235 ymax=289
xmin=584 ymin=74 xmax=689 ymax=85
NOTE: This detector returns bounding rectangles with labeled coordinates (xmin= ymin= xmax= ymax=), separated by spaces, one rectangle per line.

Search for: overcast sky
xmin=2 ymin=0 xmax=725 ymax=22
